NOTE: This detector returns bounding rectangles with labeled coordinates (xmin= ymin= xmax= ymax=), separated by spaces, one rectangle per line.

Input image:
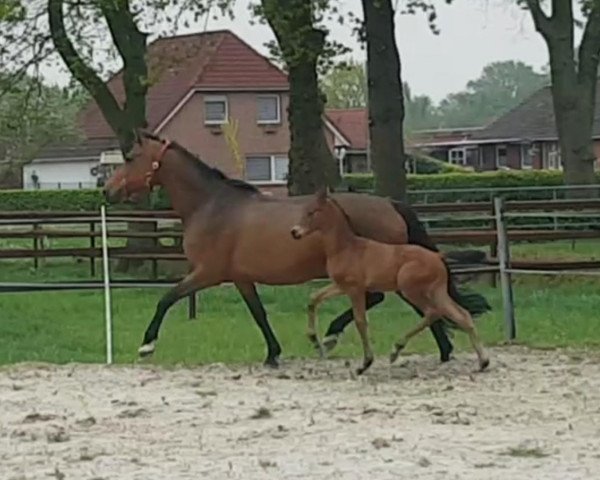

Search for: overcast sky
xmin=43 ymin=0 xmax=550 ymax=103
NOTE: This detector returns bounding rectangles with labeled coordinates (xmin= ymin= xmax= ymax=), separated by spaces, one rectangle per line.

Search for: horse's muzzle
xmin=290 ymin=226 xmax=304 ymax=240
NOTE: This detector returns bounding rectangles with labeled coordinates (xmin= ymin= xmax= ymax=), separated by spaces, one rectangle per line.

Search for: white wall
xmin=23 ymin=160 xmax=99 ymax=190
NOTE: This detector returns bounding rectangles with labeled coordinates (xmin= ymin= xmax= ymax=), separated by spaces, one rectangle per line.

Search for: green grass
xmin=2 ymin=238 xmax=600 ymax=366
xmin=2 ymin=270 xmax=600 ymax=365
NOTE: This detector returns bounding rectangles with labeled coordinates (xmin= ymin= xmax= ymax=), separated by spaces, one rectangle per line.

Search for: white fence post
xmin=494 ymin=197 xmax=516 ymax=341
xmin=100 ymin=205 xmax=114 ymax=364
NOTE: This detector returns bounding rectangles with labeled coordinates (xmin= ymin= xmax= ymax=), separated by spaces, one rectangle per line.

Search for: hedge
xmin=0 ymin=170 xmax=598 ymax=211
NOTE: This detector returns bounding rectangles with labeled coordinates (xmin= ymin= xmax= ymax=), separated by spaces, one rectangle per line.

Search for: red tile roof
xmin=325 ymin=108 xmax=367 ymax=150
xmin=81 ymin=30 xmax=288 ymax=139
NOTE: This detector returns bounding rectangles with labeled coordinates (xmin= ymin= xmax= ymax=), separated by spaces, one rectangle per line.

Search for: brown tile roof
xmin=472 ymin=79 xmax=600 ymax=142
xmin=80 ymin=30 xmax=288 ymax=139
xmin=325 ymin=108 xmax=367 ymax=150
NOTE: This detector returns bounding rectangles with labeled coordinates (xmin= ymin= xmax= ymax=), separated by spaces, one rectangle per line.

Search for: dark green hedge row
xmin=348 ymin=170 xmax=600 ymax=203
xmin=0 ymin=170 xmax=598 ymax=211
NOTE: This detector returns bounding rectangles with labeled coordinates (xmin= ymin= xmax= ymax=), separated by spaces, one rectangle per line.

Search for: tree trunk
xmin=287 ymin=48 xmax=338 ymax=195
xmin=261 ymin=0 xmax=339 ymax=195
xmin=526 ymin=0 xmax=600 ymax=197
xmin=362 ymin=0 xmax=406 ymax=201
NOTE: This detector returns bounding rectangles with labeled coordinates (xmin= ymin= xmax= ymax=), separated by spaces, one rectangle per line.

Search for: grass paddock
xmin=1 ymin=238 xmax=600 ymax=365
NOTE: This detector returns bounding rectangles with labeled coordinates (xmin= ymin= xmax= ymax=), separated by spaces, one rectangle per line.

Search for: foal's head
xmin=291 ymin=188 xmax=341 ymax=239
xmin=103 ymin=129 xmax=170 ymax=202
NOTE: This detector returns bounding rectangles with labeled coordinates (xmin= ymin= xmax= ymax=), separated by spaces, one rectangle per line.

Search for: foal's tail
xmin=391 ymin=200 xmax=492 ymax=326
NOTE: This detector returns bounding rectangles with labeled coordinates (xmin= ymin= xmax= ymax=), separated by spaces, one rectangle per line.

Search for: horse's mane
xmin=326 ymin=195 xmax=353 ymax=228
xmin=140 ymin=131 xmax=259 ymax=194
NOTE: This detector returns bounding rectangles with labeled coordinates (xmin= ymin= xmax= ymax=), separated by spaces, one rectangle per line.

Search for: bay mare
xmin=103 ymin=131 xmax=490 ymax=366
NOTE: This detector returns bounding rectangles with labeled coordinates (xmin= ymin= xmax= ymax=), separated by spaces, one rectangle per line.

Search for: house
xmin=24 ymin=30 xmax=349 ymax=193
xmin=463 ymin=79 xmax=600 ymax=171
xmin=323 ymin=108 xmax=483 ymax=171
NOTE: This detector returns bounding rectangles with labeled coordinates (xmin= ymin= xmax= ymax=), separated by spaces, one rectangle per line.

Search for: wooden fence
xmin=1 ymin=198 xmax=600 ymax=277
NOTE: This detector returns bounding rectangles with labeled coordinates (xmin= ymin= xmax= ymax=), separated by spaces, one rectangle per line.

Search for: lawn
xmin=1 ymin=253 xmax=600 ymax=365
xmin=1 ymin=234 xmax=600 ymax=365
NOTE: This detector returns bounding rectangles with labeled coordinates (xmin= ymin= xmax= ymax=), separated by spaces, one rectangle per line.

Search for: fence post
xmin=489 ymin=202 xmax=497 ymax=288
xmin=32 ymin=222 xmax=39 ymax=270
xmin=494 ymin=197 xmax=516 ymax=341
xmin=188 ymin=293 xmax=197 ymax=320
xmin=100 ymin=205 xmax=114 ymax=365
xmin=90 ymin=221 xmax=96 ymax=277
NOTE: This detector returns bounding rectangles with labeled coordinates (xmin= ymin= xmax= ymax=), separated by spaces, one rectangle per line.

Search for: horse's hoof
xmin=390 ymin=343 xmax=405 ymax=364
xmin=322 ymin=334 xmax=339 ymax=352
xmin=307 ymin=334 xmax=326 ymax=358
xmin=138 ymin=341 xmax=156 ymax=357
xmin=264 ymin=356 xmax=280 ymax=369
xmin=479 ymin=358 xmax=490 ymax=371
xmin=356 ymin=358 xmax=373 ymax=376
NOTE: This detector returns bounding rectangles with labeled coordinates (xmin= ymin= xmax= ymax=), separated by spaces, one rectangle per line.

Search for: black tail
xmin=391 ymin=200 xmax=492 ymax=325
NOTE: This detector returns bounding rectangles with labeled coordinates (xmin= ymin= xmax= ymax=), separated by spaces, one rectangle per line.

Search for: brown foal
xmin=291 ymin=189 xmax=490 ymax=375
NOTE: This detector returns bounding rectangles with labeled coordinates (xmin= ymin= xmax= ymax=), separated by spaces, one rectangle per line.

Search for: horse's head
xmin=291 ymin=187 xmax=330 ymax=240
xmin=103 ymin=129 xmax=170 ymax=203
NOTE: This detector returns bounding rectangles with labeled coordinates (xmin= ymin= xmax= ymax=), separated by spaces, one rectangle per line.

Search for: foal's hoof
xmin=264 ymin=356 xmax=280 ymax=369
xmin=479 ymin=358 xmax=490 ymax=372
xmin=322 ymin=334 xmax=339 ymax=352
xmin=308 ymin=334 xmax=326 ymax=358
xmin=356 ymin=358 xmax=374 ymax=376
xmin=138 ymin=341 xmax=156 ymax=358
xmin=389 ymin=343 xmax=405 ymax=364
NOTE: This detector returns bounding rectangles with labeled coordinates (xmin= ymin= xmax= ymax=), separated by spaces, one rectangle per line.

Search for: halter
xmin=144 ymin=139 xmax=171 ymax=188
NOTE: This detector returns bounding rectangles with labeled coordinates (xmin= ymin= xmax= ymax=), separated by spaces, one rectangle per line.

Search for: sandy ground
xmin=1 ymin=347 xmax=600 ymax=480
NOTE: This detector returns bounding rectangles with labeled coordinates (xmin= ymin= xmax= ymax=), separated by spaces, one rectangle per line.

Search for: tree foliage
xmin=321 ymin=59 xmax=367 ymax=109
xmin=0 ymin=74 xmax=86 ymax=187
xmin=436 ymin=60 xmax=548 ymax=127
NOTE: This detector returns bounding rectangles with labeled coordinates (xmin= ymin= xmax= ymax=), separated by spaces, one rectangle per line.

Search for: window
xmin=204 ymin=95 xmax=228 ymax=124
xmin=448 ymin=148 xmax=467 ymax=166
xmin=245 ymin=155 xmax=289 ymax=183
xmin=257 ymin=95 xmax=281 ymax=124
xmin=496 ymin=145 xmax=508 ymax=169
xmin=546 ymin=143 xmax=562 ymax=170
xmin=520 ymin=144 xmax=534 ymax=169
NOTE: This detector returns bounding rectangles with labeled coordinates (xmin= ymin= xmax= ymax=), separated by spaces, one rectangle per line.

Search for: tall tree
xmin=436 ymin=61 xmax=548 ymax=127
xmin=522 ymin=0 xmax=600 ymax=190
xmin=321 ymin=60 xmax=367 ymax=108
xmin=0 ymin=73 xmax=85 ymax=187
xmin=403 ymin=82 xmax=439 ymax=131
xmin=254 ymin=0 xmax=340 ymax=195
xmin=361 ymin=0 xmax=406 ymax=201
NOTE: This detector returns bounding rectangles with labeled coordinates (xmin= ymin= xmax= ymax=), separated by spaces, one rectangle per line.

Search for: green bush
xmin=346 ymin=170 xmax=599 ymax=203
xmin=406 ymin=153 xmax=471 ymax=175
xmin=0 ymin=169 xmax=598 ymax=212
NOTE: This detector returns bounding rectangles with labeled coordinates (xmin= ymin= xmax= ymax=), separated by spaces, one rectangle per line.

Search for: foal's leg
xmin=349 ymin=292 xmax=374 ymax=375
xmin=396 ymin=291 xmax=454 ymax=363
xmin=322 ymin=292 xmax=454 ymax=363
xmin=307 ymin=283 xmax=344 ymax=357
xmin=139 ymin=268 xmax=218 ymax=357
xmin=322 ymin=292 xmax=384 ymax=351
xmin=390 ymin=310 xmax=437 ymax=364
xmin=235 ymin=282 xmax=282 ymax=368
xmin=440 ymin=301 xmax=490 ymax=371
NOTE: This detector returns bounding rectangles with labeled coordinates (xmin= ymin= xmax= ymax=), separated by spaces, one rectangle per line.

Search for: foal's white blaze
xmin=138 ymin=340 xmax=157 ymax=355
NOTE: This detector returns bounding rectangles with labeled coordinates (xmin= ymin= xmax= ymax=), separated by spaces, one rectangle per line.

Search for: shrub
xmin=0 ymin=169 xmax=598 ymax=211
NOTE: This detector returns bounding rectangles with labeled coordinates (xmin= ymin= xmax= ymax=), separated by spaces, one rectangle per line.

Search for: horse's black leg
xmin=139 ymin=272 xmax=210 ymax=357
xmin=322 ymin=292 xmax=385 ymax=350
xmin=235 ymin=282 xmax=282 ymax=368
